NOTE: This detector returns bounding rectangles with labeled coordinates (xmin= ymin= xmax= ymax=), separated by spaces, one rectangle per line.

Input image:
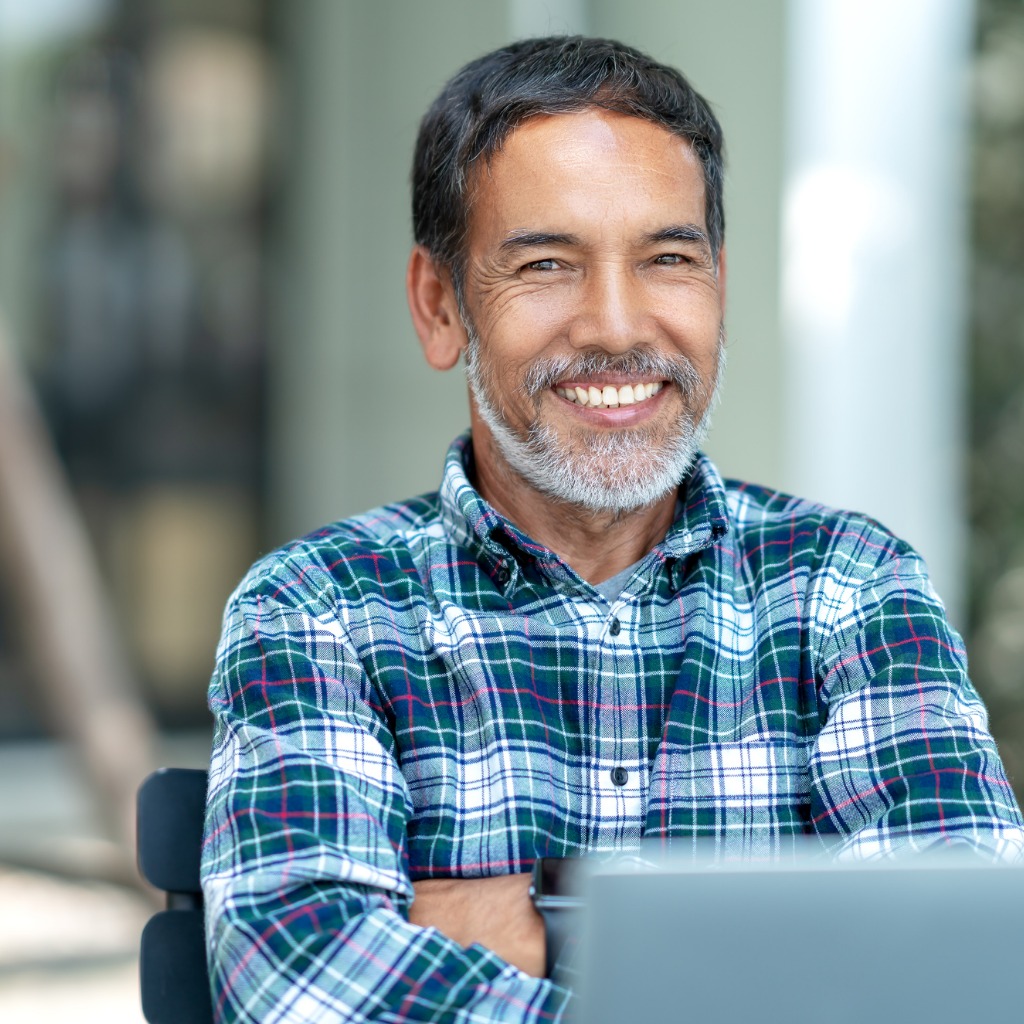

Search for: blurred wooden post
xmin=0 ymin=314 xmax=157 ymax=881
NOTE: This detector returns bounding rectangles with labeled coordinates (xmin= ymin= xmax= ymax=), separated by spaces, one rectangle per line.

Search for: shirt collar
xmin=438 ymin=431 xmax=730 ymax=587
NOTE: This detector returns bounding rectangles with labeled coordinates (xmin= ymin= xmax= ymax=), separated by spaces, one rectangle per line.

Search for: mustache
xmin=521 ymin=347 xmax=710 ymax=403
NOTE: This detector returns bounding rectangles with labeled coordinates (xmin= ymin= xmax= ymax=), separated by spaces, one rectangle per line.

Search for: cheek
xmin=473 ymin=345 xmax=536 ymax=413
xmin=474 ymin=276 xmax=575 ymax=344
xmin=497 ymin=316 xmax=567 ymax=363
xmin=658 ymin=295 xmax=722 ymax=353
xmin=475 ymin=319 xmax=568 ymax=381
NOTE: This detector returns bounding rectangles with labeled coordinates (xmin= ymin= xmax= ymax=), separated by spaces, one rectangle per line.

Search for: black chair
xmin=137 ymin=767 xmax=213 ymax=1024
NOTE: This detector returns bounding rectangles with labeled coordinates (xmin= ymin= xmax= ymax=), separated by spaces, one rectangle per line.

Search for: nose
xmin=567 ymin=264 xmax=651 ymax=353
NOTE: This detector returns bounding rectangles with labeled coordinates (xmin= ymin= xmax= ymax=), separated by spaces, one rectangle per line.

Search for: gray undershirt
xmin=593 ymin=559 xmax=643 ymax=603
xmin=591 ymin=499 xmax=684 ymax=603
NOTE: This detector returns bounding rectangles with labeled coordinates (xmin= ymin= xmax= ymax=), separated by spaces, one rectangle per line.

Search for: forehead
xmin=466 ymin=108 xmax=707 ymax=243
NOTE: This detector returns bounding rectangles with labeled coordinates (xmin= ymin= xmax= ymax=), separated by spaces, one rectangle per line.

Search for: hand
xmin=409 ymin=872 xmax=545 ymax=977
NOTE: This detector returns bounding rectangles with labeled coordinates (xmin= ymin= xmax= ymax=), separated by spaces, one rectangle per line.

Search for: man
xmin=202 ymin=36 xmax=1024 ymax=1023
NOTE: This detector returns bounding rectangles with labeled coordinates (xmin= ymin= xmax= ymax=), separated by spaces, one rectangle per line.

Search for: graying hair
xmin=412 ymin=36 xmax=726 ymax=304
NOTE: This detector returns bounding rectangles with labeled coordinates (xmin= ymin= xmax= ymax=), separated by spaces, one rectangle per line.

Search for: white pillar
xmin=782 ymin=0 xmax=974 ymax=628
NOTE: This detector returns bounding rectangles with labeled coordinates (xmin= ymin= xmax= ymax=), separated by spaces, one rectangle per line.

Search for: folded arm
xmin=202 ymin=567 xmax=565 ymax=1023
xmin=809 ymin=548 xmax=1024 ymax=859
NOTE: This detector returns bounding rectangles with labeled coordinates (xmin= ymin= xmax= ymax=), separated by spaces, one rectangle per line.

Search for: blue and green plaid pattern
xmin=202 ymin=432 xmax=1023 ymax=1023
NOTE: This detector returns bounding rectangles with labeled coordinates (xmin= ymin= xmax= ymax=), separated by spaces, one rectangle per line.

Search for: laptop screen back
xmin=574 ymin=859 xmax=1024 ymax=1023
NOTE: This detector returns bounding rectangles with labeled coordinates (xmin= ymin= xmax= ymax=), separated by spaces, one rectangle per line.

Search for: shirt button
xmin=494 ymin=564 xmax=509 ymax=586
xmin=608 ymin=617 xmax=621 ymax=636
xmin=610 ymin=766 xmax=628 ymax=787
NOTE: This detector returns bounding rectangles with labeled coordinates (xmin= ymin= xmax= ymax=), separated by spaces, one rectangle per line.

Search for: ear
xmin=406 ymin=245 xmax=468 ymax=371
xmin=715 ymin=244 xmax=727 ymax=315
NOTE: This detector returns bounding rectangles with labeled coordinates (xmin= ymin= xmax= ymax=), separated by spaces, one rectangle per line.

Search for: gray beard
xmin=465 ymin=330 xmax=725 ymax=514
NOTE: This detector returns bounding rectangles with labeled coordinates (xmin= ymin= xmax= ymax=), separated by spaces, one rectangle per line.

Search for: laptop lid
xmin=574 ymin=856 xmax=1024 ymax=1023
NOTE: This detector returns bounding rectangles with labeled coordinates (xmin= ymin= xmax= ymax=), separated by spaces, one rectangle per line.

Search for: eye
xmin=522 ymin=258 xmax=559 ymax=272
xmin=652 ymin=253 xmax=692 ymax=266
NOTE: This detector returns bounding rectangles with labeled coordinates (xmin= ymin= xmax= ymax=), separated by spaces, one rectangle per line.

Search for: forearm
xmin=208 ymin=879 xmax=563 ymax=1024
xmin=410 ymin=873 xmax=546 ymax=977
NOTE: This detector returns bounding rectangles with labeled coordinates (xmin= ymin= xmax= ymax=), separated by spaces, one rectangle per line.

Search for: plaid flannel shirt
xmin=202 ymin=432 xmax=1024 ymax=1023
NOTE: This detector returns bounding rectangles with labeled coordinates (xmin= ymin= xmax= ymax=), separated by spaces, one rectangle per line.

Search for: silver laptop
xmin=573 ymin=853 xmax=1024 ymax=1023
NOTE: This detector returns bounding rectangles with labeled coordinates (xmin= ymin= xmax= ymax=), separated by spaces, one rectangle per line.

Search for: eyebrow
xmin=643 ymin=224 xmax=711 ymax=248
xmin=497 ymin=224 xmax=712 ymax=257
xmin=497 ymin=230 xmax=580 ymax=256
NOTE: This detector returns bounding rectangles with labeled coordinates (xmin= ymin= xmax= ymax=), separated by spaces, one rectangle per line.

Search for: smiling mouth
xmin=553 ymin=381 xmax=665 ymax=410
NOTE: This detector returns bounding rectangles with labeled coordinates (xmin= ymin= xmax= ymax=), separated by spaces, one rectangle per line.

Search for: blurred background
xmin=0 ymin=0 xmax=1021 ymax=1019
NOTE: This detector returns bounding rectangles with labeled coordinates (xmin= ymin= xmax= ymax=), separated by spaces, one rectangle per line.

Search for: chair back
xmin=137 ymin=767 xmax=213 ymax=1024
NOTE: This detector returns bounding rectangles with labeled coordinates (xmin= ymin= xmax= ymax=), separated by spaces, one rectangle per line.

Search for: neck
xmin=471 ymin=429 xmax=678 ymax=584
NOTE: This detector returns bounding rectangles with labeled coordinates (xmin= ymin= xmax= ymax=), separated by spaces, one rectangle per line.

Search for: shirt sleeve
xmin=808 ymin=546 xmax=1024 ymax=860
xmin=201 ymin=561 xmax=570 ymax=1024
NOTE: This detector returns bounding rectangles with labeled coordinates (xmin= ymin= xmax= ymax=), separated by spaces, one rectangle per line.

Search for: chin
xmin=502 ymin=421 xmax=704 ymax=514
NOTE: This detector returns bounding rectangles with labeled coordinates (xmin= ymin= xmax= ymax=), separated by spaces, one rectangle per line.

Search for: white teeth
xmin=556 ymin=380 xmax=665 ymax=410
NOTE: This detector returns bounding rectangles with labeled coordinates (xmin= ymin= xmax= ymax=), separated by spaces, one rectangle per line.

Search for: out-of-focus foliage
xmin=968 ymin=0 xmax=1024 ymax=795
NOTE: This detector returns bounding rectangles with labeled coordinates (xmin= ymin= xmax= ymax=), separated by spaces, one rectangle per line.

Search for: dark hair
xmin=411 ymin=35 xmax=725 ymax=298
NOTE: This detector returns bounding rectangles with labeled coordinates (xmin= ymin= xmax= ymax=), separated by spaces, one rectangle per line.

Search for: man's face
xmin=459 ymin=108 xmax=726 ymax=514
